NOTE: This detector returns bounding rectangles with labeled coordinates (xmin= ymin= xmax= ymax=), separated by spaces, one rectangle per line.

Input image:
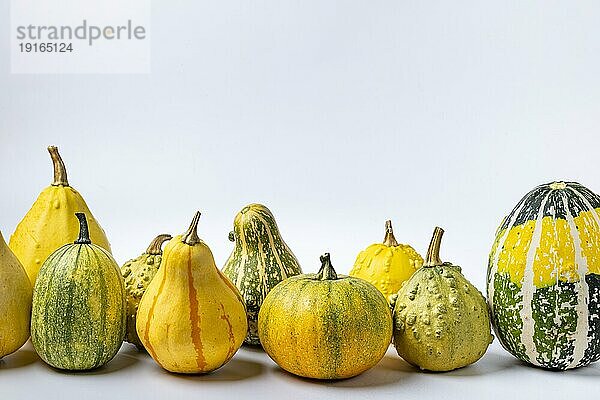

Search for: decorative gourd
xmin=258 ymin=253 xmax=393 ymax=380
xmin=350 ymin=220 xmax=423 ymax=300
xmin=10 ymin=146 xmax=111 ymax=285
xmin=31 ymin=213 xmax=126 ymax=370
xmin=222 ymin=203 xmax=302 ymax=345
xmin=0 ymin=230 xmax=32 ymax=358
xmin=392 ymin=227 xmax=492 ymax=371
xmin=121 ymin=234 xmax=172 ymax=350
xmin=136 ymin=212 xmax=247 ymax=374
xmin=488 ymin=181 xmax=600 ymax=370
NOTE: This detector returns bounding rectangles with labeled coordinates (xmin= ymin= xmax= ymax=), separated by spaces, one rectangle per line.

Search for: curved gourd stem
xmin=146 ymin=234 xmax=172 ymax=255
xmin=317 ymin=253 xmax=338 ymax=280
xmin=182 ymin=211 xmax=201 ymax=246
xmin=382 ymin=220 xmax=399 ymax=247
xmin=74 ymin=213 xmax=92 ymax=244
xmin=48 ymin=146 xmax=69 ymax=186
xmin=423 ymin=227 xmax=444 ymax=267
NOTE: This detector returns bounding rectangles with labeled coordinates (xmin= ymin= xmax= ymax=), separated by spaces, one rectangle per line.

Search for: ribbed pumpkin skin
xmin=136 ymin=234 xmax=248 ymax=374
xmin=0 ymin=231 xmax=32 ymax=358
xmin=31 ymin=243 xmax=125 ymax=370
xmin=223 ymin=204 xmax=302 ymax=345
xmin=10 ymin=185 xmax=111 ymax=285
xmin=351 ymin=243 xmax=423 ymax=300
xmin=488 ymin=181 xmax=600 ymax=369
xmin=258 ymin=274 xmax=393 ymax=379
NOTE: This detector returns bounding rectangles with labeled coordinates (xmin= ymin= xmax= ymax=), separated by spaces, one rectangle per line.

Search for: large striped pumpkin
xmin=487 ymin=181 xmax=600 ymax=369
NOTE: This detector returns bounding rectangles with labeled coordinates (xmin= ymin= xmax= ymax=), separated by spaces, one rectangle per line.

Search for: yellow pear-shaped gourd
xmin=350 ymin=220 xmax=423 ymax=300
xmin=10 ymin=146 xmax=111 ymax=285
xmin=136 ymin=212 xmax=248 ymax=374
xmin=0 ymin=230 xmax=32 ymax=358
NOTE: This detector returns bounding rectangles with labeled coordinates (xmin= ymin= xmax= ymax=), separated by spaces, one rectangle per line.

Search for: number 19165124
xmin=19 ymin=42 xmax=73 ymax=53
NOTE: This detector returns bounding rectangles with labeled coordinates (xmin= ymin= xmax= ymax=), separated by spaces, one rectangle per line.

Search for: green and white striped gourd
xmin=222 ymin=204 xmax=302 ymax=345
xmin=488 ymin=181 xmax=600 ymax=369
xmin=31 ymin=213 xmax=126 ymax=370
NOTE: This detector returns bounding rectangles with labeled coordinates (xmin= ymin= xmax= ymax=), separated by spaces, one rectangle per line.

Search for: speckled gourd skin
xmin=223 ymin=204 xmax=302 ymax=345
xmin=392 ymin=263 xmax=493 ymax=371
xmin=488 ymin=181 xmax=600 ymax=370
xmin=31 ymin=227 xmax=126 ymax=371
xmin=258 ymin=254 xmax=393 ymax=380
xmin=121 ymin=235 xmax=170 ymax=350
xmin=0 ymin=231 xmax=32 ymax=359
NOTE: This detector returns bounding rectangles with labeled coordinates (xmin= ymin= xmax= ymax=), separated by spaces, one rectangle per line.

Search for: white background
xmin=2 ymin=1 xmax=600 ymax=398
xmin=10 ymin=0 xmax=150 ymax=73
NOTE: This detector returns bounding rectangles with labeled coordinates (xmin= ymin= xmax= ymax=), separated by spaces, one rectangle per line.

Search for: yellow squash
xmin=258 ymin=253 xmax=393 ymax=380
xmin=136 ymin=212 xmax=248 ymax=374
xmin=0 ymin=230 xmax=32 ymax=358
xmin=10 ymin=146 xmax=111 ymax=284
xmin=350 ymin=220 xmax=423 ymax=300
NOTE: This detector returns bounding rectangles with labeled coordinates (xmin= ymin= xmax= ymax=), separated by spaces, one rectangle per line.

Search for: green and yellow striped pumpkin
xmin=223 ymin=203 xmax=302 ymax=345
xmin=258 ymin=253 xmax=392 ymax=379
xmin=488 ymin=181 xmax=600 ymax=369
xmin=31 ymin=213 xmax=126 ymax=370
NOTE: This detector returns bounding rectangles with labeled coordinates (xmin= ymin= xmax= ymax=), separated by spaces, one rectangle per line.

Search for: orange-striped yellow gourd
xmin=136 ymin=212 xmax=247 ymax=374
xmin=10 ymin=146 xmax=111 ymax=285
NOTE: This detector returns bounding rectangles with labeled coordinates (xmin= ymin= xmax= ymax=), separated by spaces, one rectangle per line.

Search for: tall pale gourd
xmin=10 ymin=146 xmax=111 ymax=284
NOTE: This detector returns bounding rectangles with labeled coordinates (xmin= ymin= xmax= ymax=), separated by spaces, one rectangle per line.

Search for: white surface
xmin=0 ymin=341 xmax=599 ymax=400
xmin=2 ymin=1 xmax=600 ymax=398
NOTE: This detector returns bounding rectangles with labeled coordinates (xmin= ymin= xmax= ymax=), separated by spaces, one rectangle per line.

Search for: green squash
xmin=121 ymin=233 xmax=171 ymax=350
xmin=31 ymin=213 xmax=126 ymax=370
xmin=488 ymin=181 xmax=600 ymax=369
xmin=222 ymin=203 xmax=302 ymax=345
xmin=391 ymin=227 xmax=493 ymax=371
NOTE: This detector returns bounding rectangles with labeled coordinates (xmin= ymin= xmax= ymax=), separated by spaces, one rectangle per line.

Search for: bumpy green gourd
xmin=391 ymin=227 xmax=493 ymax=371
xmin=121 ymin=234 xmax=171 ymax=349
xmin=31 ymin=213 xmax=126 ymax=371
xmin=222 ymin=204 xmax=302 ymax=345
